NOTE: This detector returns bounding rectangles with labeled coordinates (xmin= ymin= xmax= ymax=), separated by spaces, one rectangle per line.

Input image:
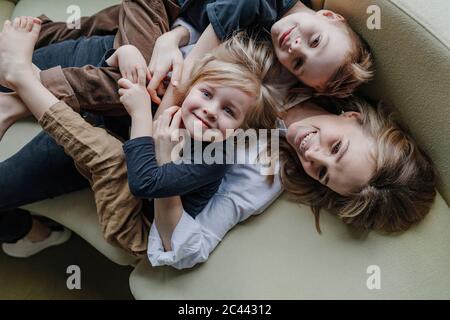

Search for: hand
xmin=152 ymin=106 xmax=184 ymax=164
xmin=118 ymin=78 xmax=152 ymax=118
xmin=147 ymin=31 xmax=184 ymax=104
xmin=115 ymin=45 xmax=150 ymax=86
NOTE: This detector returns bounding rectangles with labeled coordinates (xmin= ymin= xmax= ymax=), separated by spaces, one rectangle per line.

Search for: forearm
xmin=130 ymin=113 xmax=153 ymax=139
xmin=154 ymin=24 xmax=220 ymax=119
xmin=154 ymin=196 xmax=184 ymax=251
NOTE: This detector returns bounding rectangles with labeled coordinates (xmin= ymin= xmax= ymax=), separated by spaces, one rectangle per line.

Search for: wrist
xmin=168 ymin=26 xmax=190 ymax=47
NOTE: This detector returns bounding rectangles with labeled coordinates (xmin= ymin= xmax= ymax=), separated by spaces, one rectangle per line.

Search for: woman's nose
xmin=304 ymin=146 xmax=322 ymax=163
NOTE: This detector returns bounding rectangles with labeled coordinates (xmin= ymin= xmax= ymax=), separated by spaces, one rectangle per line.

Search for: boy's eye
xmin=318 ymin=166 xmax=327 ymax=181
xmin=310 ymin=35 xmax=321 ymax=48
xmin=332 ymin=141 xmax=341 ymax=154
xmin=294 ymin=58 xmax=303 ymax=70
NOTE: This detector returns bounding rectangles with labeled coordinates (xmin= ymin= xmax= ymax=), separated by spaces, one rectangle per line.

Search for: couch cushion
xmin=323 ymin=0 xmax=450 ymax=203
xmin=130 ymin=192 xmax=450 ymax=299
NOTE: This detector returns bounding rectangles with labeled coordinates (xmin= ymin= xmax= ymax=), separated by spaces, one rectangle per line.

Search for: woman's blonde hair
xmin=178 ymin=32 xmax=281 ymax=130
xmin=280 ymin=97 xmax=437 ymax=233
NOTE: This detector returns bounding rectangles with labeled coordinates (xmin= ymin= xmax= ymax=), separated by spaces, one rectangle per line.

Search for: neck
xmin=282 ymin=100 xmax=330 ymax=127
xmin=282 ymin=1 xmax=314 ymax=18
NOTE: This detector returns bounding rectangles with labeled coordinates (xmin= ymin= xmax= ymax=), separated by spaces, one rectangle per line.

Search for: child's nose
xmin=203 ymin=105 xmax=218 ymax=120
xmin=288 ymin=37 xmax=302 ymax=54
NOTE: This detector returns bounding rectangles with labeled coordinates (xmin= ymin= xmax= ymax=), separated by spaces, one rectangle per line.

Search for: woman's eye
xmin=310 ymin=35 xmax=321 ymax=48
xmin=318 ymin=166 xmax=327 ymax=180
xmin=332 ymin=141 xmax=341 ymax=154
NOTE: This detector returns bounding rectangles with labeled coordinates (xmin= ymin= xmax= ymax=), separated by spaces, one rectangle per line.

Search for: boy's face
xmin=181 ymin=82 xmax=254 ymax=141
xmin=271 ymin=10 xmax=352 ymax=91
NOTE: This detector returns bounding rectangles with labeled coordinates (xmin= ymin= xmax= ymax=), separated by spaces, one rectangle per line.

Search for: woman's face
xmin=285 ymin=110 xmax=376 ymax=195
xmin=181 ymin=82 xmax=255 ymax=141
xmin=271 ymin=10 xmax=352 ymax=91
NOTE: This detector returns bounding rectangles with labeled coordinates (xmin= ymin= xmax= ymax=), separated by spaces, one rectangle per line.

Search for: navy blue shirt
xmin=178 ymin=0 xmax=312 ymax=40
xmin=123 ymin=136 xmax=229 ymax=219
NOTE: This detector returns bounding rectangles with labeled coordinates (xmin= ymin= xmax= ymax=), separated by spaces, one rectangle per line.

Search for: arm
xmin=147 ymin=163 xmax=284 ymax=269
xmin=154 ymin=24 xmax=221 ymax=119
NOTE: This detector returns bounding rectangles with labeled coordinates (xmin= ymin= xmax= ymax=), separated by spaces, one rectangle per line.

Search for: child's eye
xmin=294 ymin=58 xmax=303 ymax=70
xmin=310 ymin=35 xmax=321 ymax=48
xmin=224 ymin=106 xmax=235 ymax=117
xmin=332 ymin=141 xmax=341 ymax=154
xmin=318 ymin=166 xmax=327 ymax=181
xmin=201 ymin=89 xmax=211 ymax=98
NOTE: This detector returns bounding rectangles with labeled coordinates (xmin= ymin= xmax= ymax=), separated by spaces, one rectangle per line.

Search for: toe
xmin=25 ymin=17 xmax=34 ymax=32
xmin=3 ymin=20 xmax=12 ymax=31
xmin=31 ymin=19 xmax=42 ymax=35
xmin=20 ymin=16 xmax=28 ymax=29
xmin=13 ymin=17 xmax=20 ymax=29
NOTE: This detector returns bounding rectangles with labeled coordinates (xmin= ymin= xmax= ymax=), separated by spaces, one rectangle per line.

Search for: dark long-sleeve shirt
xmin=123 ymin=136 xmax=228 ymax=218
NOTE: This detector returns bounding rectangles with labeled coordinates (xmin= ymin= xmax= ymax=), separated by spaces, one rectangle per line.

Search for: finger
xmin=146 ymin=69 xmax=152 ymax=82
xmin=161 ymin=106 xmax=179 ymax=127
xmin=171 ymin=58 xmax=183 ymax=87
xmin=170 ymin=108 xmax=182 ymax=130
xmin=137 ymin=66 xmax=146 ymax=86
xmin=148 ymin=69 xmax=166 ymax=92
xmin=157 ymin=82 xmax=165 ymax=96
xmin=147 ymin=87 xmax=161 ymax=105
xmin=131 ymin=69 xmax=137 ymax=84
xmin=118 ymin=88 xmax=126 ymax=96
xmin=118 ymin=78 xmax=133 ymax=89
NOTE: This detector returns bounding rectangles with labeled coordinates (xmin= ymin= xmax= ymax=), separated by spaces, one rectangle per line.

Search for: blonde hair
xmin=280 ymin=97 xmax=437 ymax=233
xmin=178 ymin=32 xmax=280 ymax=130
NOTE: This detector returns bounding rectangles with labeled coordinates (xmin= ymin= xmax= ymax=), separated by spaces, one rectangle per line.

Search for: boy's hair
xmin=179 ymin=32 xmax=280 ymax=130
xmin=290 ymin=23 xmax=374 ymax=99
xmin=279 ymin=97 xmax=437 ymax=233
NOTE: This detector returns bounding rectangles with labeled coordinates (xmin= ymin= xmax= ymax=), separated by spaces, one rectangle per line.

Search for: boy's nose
xmin=288 ymin=37 xmax=302 ymax=54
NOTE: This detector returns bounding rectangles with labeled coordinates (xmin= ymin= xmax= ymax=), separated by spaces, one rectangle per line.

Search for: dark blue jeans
xmin=0 ymin=35 xmax=126 ymax=243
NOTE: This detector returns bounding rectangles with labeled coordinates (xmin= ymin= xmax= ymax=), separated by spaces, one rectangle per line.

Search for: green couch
xmin=1 ymin=0 xmax=449 ymax=299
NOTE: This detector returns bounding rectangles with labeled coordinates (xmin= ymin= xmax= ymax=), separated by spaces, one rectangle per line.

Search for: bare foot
xmin=0 ymin=92 xmax=30 ymax=140
xmin=0 ymin=16 xmax=41 ymax=90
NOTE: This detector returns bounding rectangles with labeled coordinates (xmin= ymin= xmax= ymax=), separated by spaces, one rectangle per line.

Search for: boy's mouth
xmin=279 ymin=26 xmax=295 ymax=48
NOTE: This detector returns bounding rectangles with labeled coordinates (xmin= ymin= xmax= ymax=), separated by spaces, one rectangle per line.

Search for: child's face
xmin=181 ymin=82 xmax=255 ymax=141
xmin=285 ymin=110 xmax=376 ymax=195
xmin=271 ymin=10 xmax=352 ymax=91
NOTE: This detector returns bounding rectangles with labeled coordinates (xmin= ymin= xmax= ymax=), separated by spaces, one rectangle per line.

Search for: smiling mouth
xmin=193 ymin=113 xmax=211 ymax=129
xmin=279 ymin=26 xmax=295 ymax=48
xmin=295 ymin=130 xmax=317 ymax=155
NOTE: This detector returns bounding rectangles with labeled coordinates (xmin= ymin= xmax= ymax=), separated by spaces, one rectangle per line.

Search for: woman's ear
xmin=317 ymin=10 xmax=345 ymax=22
